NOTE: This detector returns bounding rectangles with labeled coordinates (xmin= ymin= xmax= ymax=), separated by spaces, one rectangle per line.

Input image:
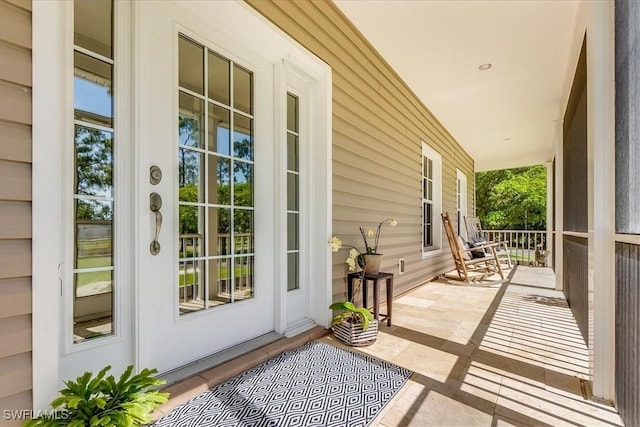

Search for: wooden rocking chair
xmin=442 ymin=212 xmax=504 ymax=283
xmin=464 ymin=216 xmax=513 ymax=269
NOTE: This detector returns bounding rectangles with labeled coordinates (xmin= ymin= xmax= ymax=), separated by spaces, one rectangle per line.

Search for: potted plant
xmin=329 ymin=301 xmax=378 ymax=346
xmin=327 ymin=218 xmax=397 ymax=346
xmin=25 ymin=365 xmax=169 ymax=427
xmin=358 ymin=218 xmax=398 ymax=274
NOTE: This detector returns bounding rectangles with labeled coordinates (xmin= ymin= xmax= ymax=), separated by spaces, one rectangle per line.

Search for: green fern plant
xmin=24 ymin=365 xmax=169 ymax=427
xmin=330 ymin=301 xmax=374 ymax=331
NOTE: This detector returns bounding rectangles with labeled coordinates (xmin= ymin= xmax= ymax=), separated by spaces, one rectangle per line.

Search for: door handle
xmin=150 ymin=192 xmax=162 ymax=255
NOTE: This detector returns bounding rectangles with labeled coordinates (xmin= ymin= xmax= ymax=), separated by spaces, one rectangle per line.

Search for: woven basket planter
xmin=332 ymin=319 xmax=378 ymax=347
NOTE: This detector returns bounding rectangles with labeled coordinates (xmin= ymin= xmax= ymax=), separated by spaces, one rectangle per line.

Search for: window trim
xmin=456 ymin=169 xmax=468 ymax=240
xmin=422 ymin=142 xmax=442 ymax=258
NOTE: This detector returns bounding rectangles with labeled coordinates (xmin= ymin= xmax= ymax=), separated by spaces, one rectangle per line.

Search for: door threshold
xmin=159 ymin=332 xmax=283 ymax=386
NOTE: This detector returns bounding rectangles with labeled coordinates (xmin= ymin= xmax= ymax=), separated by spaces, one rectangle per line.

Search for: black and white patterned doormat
xmin=153 ymin=341 xmax=413 ymax=427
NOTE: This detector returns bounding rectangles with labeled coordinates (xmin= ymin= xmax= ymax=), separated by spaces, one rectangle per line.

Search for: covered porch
xmin=1 ymin=0 xmax=636 ymax=425
xmin=153 ymin=265 xmax=623 ymax=426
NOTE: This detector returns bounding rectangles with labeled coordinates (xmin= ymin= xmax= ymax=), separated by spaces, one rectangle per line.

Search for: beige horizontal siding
xmin=0 ymin=160 xmax=31 ymax=201
xmin=0 ymin=278 xmax=31 ymax=318
xmin=0 ymin=352 xmax=32 ymax=399
xmin=0 ymin=41 xmax=31 ymax=87
xmin=0 ymin=314 xmax=31 ymax=358
xmin=0 ymin=390 xmax=32 ymax=427
xmin=0 ymin=121 xmax=31 ymax=163
xmin=0 ymin=201 xmax=31 ymax=239
xmin=0 ymin=80 xmax=32 ymax=125
xmin=247 ymin=0 xmax=473 ymax=300
xmin=0 ymin=1 xmax=31 ymax=49
xmin=4 ymin=0 xmax=31 ymax=11
xmin=0 ymin=0 xmax=32 ymax=412
xmin=0 ymin=240 xmax=31 ymax=279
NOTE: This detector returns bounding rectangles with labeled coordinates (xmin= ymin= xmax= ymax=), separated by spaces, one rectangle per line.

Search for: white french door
xmin=136 ymin=1 xmax=276 ymax=373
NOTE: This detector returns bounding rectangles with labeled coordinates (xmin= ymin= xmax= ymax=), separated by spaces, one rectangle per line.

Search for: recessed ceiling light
xmin=478 ymin=63 xmax=492 ymax=71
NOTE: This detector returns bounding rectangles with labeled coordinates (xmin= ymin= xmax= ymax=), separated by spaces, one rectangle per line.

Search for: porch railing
xmin=178 ymin=233 xmax=253 ymax=302
xmin=483 ymin=230 xmax=549 ymax=266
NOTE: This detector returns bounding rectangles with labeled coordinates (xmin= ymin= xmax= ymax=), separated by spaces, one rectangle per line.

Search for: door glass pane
xmin=74 ymin=0 xmax=112 ymax=59
xmin=233 ymin=114 xmax=253 ymax=160
xmin=179 ymin=206 xmax=203 ymax=257
xmin=74 ymin=126 xmax=113 ymax=198
xmin=73 ymin=270 xmax=113 ymax=342
xmin=208 ymin=258 xmax=232 ymax=306
xmin=287 ymin=133 xmax=298 ymax=172
xmin=74 ymin=52 xmax=113 ymax=126
xmin=287 ymin=253 xmax=299 ymax=292
xmin=234 ymin=209 xmax=254 ymax=254
xmin=287 ymin=93 xmax=299 ymax=132
xmin=208 ymin=155 xmax=231 ymax=205
xmin=287 ymin=213 xmax=298 ymax=251
xmin=208 ymin=51 xmax=229 ymax=104
xmin=75 ymin=199 xmax=113 ymax=269
xmin=179 ymin=92 xmax=204 ymax=148
xmin=178 ymin=35 xmax=204 ymax=94
xmin=234 ymin=256 xmax=254 ymax=301
xmin=75 ymin=270 xmax=112 ymax=298
xmin=234 ymin=161 xmax=253 ymax=207
xmin=208 ymin=207 xmax=231 ymax=256
xmin=208 ymin=104 xmax=230 ymax=155
xmin=179 ymin=260 xmax=205 ymax=314
xmin=287 ymin=174 xmax=298 ymax=211
xmin=178 ymin=148 xmax=202 ymax=201
xmin=233 ymin=64 xmax=252 ymax=114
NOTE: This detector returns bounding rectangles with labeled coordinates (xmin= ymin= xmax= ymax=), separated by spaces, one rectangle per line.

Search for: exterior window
xmin=456 ymin=170 xmax=468 ymax=238
xmin=178 ymin=34 xmax=254 ymax=314
xmin=422 ymin=142 xmax=442 ymax=255
xmin=72 ymin=0 xmax=114 ymax=343
xmin=286 ymin=94 xmax=300 ymax=291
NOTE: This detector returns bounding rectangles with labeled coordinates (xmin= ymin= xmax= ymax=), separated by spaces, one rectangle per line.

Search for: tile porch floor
xmin=154 ymin=266 xmax=624 ymax=426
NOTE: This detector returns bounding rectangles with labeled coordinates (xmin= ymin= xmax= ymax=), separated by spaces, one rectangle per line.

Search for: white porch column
xmin=587 ymin=0 xmax=615 ymax=403
xmin=545 ymin=161 xmax=553 ymax=268
xmin=553 ymin=119 xmax=564 ymax=291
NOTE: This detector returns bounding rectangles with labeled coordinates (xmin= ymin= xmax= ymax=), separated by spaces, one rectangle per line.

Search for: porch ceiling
xmin=334 ymin=0 xmax=581 ymax=171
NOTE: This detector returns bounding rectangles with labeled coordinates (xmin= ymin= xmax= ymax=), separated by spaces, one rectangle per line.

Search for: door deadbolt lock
xmin=150 ymin=165 xmax=162 ymax=185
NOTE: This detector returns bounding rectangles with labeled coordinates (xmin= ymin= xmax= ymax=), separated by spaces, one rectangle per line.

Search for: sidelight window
xmin=286 ymin=93 xmax=300 ymax=291
xmin=72 ymin=0 xmax=115 ymax=343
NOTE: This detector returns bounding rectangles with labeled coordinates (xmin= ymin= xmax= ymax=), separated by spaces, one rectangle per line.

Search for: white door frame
xmin=32 ymin=0 xmax=137 ymax=408
xmin=32 ymin=0 xmax=332 ymax=410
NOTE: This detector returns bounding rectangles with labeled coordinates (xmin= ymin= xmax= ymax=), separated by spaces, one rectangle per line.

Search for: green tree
xmin=75 ymin=126 xmax=112 ymax=197
xmin=476 ymin=165 xmax=547 ymax=230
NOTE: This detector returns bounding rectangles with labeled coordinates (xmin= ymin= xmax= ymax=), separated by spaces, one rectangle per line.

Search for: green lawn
xmin=76 ymin=256 xmax=112 ymax=288
xmin=179 ymin=265 xmax=251 ymax=287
